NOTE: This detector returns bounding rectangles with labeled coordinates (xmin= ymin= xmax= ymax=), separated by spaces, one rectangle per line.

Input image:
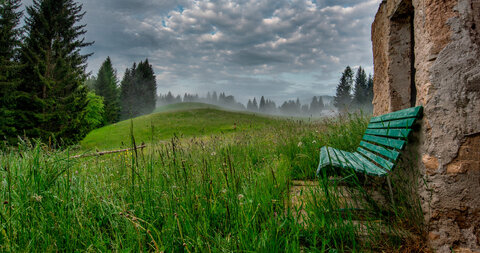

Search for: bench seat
xmin=317 ymin=106 xmax=423 ymax=177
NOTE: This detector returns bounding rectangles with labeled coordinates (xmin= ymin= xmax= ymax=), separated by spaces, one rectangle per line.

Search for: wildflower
xmin=32 ymin=193 xmax=43 ymax=202
xmin=237 ymin=194 xmax=244 ymax=200
xmin=297 ymin=142 xmax=303 ymax=147
xmin=312 ymin=140 xmax=317 ymax=144
xmin=211 ymin=151 xmax=216 ymax=156
xmin=221 ymin=188 xmax=227 ymax=194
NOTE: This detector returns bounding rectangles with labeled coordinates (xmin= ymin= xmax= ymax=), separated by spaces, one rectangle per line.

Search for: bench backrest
xmin=358 ymin=106 xmax=423 ymax=172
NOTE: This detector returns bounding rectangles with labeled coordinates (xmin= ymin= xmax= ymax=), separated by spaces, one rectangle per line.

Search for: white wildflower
xmin=32 ymin=193 xmax=43 ymax=202
xmin=211 ymin=151 xmax=216 ymax=156
xmin=297 ymin=142 xmax=303 ymax=147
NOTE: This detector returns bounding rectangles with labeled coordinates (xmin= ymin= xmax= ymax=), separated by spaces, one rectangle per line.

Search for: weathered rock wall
xmin=372 ymin=0 xmax=480 ymax=251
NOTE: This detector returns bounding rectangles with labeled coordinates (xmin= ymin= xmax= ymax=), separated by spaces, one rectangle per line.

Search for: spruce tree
xmin=318 ymin=96 xmax=324 ymax=110
xmin=247 ymin=99 xmax=253 ymax=111
xmin=212 ymin=91 xmax=217 ymax=103
xmin=333 ymin=66 xmax=353 ymax=111
xmin=310 ymin=96 xmax=319 ymax=114
xmin=0 ymin=0 xmax=22 ymax=142
xmin=366 ymin=74 xmax=374 ymax=104
xmin=94 ymin=57 xmax=120 ymax=124
xmin=252 ymin=97 xmax=258 ymax=111
xmin=120 ymin=59 xmax=157 ymax=119
xmin=353 ymin=66 xmax=368 ymax=105
xmin=136 ymin=59 xmax=156 ymax=114
xmin=259 ymin=96 xmax=266 ymax=112
xmin=17 ymin=0 xmax=92 ymax=144
xmin=120 ymin=66 xmax=135 ymax=119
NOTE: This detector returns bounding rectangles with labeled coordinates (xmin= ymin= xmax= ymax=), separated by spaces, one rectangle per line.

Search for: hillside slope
xmin=80 ymin=103 xmax=281 ymax=150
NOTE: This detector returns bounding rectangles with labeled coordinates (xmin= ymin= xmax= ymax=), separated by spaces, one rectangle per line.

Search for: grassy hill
xmin=153 ymin=102 xmax=222 ymax=113
xmin=80 ymin=103 xmax=281 ymax=150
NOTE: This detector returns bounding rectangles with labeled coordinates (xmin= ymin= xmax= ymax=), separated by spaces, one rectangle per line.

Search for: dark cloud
xmin=20 ymin=0 xmax=381 ymax=103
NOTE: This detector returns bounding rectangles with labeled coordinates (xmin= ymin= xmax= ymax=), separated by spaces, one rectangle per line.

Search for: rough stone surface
xmin=372 ymin=0 xmax=480 ymax=251
xmin=422 ymin=154 xmax=439 ymax=175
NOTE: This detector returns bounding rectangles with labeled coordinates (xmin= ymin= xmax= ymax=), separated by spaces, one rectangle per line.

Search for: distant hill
xmin=80 ymin=103 xmax=282 ymax=151
xmin=153 ymin=102 xmax=222 ymax=113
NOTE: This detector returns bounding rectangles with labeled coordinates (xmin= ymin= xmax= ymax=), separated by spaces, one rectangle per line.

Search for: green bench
xmin=316 ymin=106 xmax=423 ymax=178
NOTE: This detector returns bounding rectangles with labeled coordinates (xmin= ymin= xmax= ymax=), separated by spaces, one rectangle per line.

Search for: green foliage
xmin=84 ymin=91 xmax=105 ymax=131
xmin=0 ymin=0 xmax=22 ymax=142
xmin=333 ymin=66 xmax=353 ymax=111
xmin=0 ymin=107 xmax=425 ymax=251
xmin=93 ymin=57 xmax=120 ymax=125
xmin=120 ymin=59 xmax=157 ymax=120
xmin=16 ymin=0 xmax=92 ymax=145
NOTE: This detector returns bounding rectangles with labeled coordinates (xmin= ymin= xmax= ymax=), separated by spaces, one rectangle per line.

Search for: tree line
xmin=158 ymin=91 xmax=332 ymax=116
xmin=87 ymin=57 xmax=157 ymax=124
xmin=333 ymin=66 xmax=374 ymax=111
xmin=0 ymin=0 xmax=157 ymax=145
xmin=157 ymin=91 xmax=246 ymax=110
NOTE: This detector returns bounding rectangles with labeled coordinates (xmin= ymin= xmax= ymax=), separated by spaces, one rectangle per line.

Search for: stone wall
xmin=372 ymin=0 xmax=480 ymax=251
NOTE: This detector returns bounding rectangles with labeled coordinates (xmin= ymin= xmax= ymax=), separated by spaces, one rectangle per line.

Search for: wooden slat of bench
xmin=370 ymin=106 xmax=423 ymax=123
xmin=367 ymin=118 xmax=416 ymax=129
xmin=325 ymin=147 xmax=343 ymax=168
xmin=362 ymin=134 xmax=405 ymax=150
xmin=357 ymin=147 xmax=394 ymax=171
xmin=330 ymin=147 xmax=349 ymax=168
xmin=332 ymin=148 xmax=364 ymax=172
xmin=319 ymin=146 xmax=331 ymax=168
xmin=359 ymin=141 xmax=400 ymax=161
xmin=339 ymin=150 xmax=363 ymax=170
xmin=364 ymin=128 xmax=411 ymax=138
xmin=351 ymin=152 xmax=387 ymax=176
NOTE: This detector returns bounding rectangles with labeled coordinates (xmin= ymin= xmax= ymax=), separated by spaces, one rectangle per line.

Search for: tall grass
xmin=0 ymin=113 xmax=425 ymax=252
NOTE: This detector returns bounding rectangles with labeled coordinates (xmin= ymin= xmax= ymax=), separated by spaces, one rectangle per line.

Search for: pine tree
xmin=353 ymin=66 xmax=368 ymax=105
xmin=212 ymin=91 xmax=217 ymax=103
xmin=333 ymin=66 xmax=353 ymax=111
xmin=310 ymin=96 xmax=319 ymax=114
xmin=318 ymin=96 xmax=324 ymax=110
xmin=17 ymin=0 xmax=93 ymax=144
xmin=366 ymin=74 xmax=374 ymax=104
xmin=301 ymin=104 xmax=309 ymax=114
xmin=247 ymin=99 xmax=253 ymax=111
xmin=252 ymin=97 xmax=258 ymax=111
xmin=0 ymin=0 xmax=22 ymax=142
xmin=259 ymin=96 xmax=266 ymax=112
xmin=120 ymin=59 xmax=157 ymax=119
xmin=137 ymin=59 xmax=156 ymax=114
xmin=120 ymin=65 xmax=135 ymax=119
xmin=94 ymin=57 xmax=120 ymax=124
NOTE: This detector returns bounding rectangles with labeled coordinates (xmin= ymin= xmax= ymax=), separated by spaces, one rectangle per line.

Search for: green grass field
xmin=81 ymin=103 xmax=280 ymax=151
xmin=0 ymin=104 xmax=425 ymax=252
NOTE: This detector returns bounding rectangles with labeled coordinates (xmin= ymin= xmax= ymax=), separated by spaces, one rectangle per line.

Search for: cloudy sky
xmin=21 ymin=0 xmax=381 ymax=104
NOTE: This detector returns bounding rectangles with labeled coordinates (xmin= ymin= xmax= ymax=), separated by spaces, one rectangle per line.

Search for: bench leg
xmin=386 ymin=175 xmax=395 ymax=208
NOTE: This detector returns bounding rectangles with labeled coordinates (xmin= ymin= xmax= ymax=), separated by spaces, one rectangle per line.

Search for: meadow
xmin=0 ymin=103 xmax=425 ymax=252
